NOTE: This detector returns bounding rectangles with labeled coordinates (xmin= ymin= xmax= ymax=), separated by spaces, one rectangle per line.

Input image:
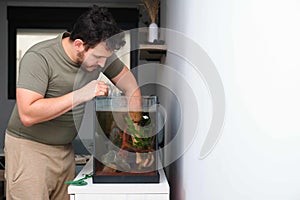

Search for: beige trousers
xmin=4 ymin=133 xmax=75 ymax=200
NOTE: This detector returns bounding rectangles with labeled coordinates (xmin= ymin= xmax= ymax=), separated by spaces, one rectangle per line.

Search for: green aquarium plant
xmin=125 ymin=116 xmax=155 ymax=151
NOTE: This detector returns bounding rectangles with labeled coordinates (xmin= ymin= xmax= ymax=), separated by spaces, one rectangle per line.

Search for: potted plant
xmin=142 ymin=0 xmax=160 ymax=43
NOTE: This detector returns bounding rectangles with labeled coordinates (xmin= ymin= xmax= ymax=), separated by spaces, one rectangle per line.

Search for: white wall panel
xmin=161 ymin=0 xmax=300 ymax=199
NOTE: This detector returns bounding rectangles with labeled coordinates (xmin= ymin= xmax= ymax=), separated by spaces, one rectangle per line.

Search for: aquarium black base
xmin=92 ymin=173 xmax=160 ymax=184
xmin=92 ymin=158 xmax=160 ymax=183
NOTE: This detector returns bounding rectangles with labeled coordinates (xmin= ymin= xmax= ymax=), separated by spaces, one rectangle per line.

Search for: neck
xmin=62 ymin=37 xmax=77 ymax=63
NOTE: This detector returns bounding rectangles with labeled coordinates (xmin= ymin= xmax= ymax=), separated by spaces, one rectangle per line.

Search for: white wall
xmin=161 ymin=0 xmax=300 ymax=199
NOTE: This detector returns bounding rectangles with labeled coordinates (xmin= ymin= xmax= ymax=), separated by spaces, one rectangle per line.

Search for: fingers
xmin=95 ymin=81 xmax=108 ymax=96
xmin=136 ymin=152 xmax=155 ymax=168
xmin=75 ymin=80 xmax=109 ymax=103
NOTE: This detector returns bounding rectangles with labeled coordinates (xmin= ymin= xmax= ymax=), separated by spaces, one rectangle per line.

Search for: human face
xmin=78 ymin=42 xmax=113 ymax=72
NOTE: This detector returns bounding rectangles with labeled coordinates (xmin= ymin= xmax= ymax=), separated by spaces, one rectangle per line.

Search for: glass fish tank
xmin=93 ymin=96 xmax=160 ymax=183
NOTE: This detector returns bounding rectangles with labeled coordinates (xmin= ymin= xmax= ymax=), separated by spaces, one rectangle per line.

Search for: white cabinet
xmin=68 ymin=159 xmax=169 ymax=200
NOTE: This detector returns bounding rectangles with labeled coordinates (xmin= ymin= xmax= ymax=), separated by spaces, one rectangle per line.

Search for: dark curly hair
xmin=70 ymin=5 xmax=125 ymax=51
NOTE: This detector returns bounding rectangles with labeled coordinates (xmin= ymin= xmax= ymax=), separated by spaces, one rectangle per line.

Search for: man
xmin=5 ymin=5 xmax=140 ymax=200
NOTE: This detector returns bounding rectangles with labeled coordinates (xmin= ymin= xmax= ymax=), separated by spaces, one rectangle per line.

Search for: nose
xmin=97 ymin=57 xmax=107 ymax=68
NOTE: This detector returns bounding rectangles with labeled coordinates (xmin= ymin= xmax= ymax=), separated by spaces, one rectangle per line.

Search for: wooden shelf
xmin=139 ymin=44 xmax=167 ymax=62
xmin=139 ymin=44 xmax=167 ymax=50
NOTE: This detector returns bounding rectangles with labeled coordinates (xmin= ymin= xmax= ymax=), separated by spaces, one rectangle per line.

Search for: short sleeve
xmin=103 ymin=54 xmax=125 ymax=80
xmin=17 ymin=52 xmax=49 ymax=96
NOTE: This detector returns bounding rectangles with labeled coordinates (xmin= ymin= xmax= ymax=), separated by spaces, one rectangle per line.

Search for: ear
xmin=73 ymin=39 xmax=85 ymax=52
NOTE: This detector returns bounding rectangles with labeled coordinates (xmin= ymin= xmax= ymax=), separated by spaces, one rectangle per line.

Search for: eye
xmin=94 ymin=55 xmax=103 ymax=59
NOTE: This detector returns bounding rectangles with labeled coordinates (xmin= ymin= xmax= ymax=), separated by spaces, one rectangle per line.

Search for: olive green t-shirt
xmin=6 ymin=32 xmax=124 ymax=145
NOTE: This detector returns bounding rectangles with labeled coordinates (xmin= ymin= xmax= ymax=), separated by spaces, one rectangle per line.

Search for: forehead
xmin=90 ymin=41 xmax=113 ymax=57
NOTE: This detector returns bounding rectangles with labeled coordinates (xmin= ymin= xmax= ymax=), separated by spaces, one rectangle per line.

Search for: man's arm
xmin=110 ymin=66 xmax=141 ymax=97
xmin=110 ymin=66 xmax=142 ymax=122
xmin=17 ymin=80 xmax=108 ymax=127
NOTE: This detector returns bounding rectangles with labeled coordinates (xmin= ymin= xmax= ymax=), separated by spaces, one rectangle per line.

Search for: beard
xmin=76 ymin=51 xmax=84 ymax=66
xmin=76 ymin=51 xmax=101 ymax=72
xmin=76 ymin=52 xmax=99 ymax=72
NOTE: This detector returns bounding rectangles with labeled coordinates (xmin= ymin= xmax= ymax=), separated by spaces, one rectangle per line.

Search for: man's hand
xmin=75 ymin=80 xmax=108 ymax=102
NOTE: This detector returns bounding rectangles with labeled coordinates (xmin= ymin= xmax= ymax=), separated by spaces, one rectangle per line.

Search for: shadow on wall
xmin=167 ymin=158 xmax=185 ymax=200
xmin=156 ymin=84 xmax=184 ymax=200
